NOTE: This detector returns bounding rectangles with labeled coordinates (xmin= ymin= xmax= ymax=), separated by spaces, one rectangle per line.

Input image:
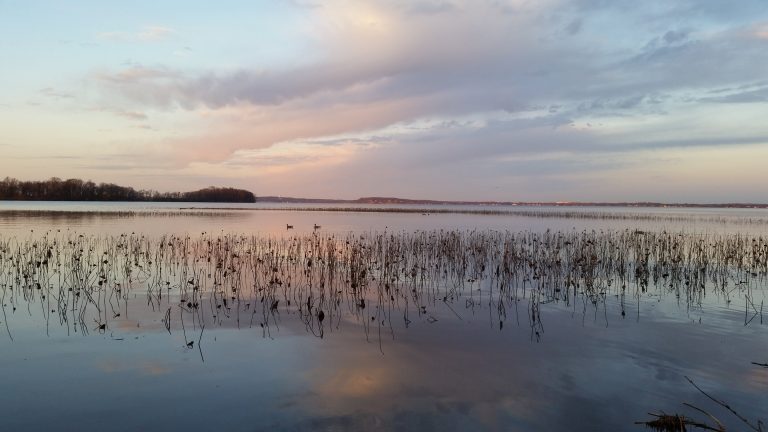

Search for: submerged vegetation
xmin=0 ymin=177 xmax=256 ymax=203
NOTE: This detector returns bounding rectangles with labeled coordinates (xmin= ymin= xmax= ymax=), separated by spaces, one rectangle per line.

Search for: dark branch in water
xmin=637 ymin=376 xmax=765 ymax=431
xmin=684 ymin=376 xmax=764 ymax=432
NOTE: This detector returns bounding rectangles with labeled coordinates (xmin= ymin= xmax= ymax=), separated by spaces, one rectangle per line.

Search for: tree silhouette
xmin=0 ymin=177 xmax=256 ymax=203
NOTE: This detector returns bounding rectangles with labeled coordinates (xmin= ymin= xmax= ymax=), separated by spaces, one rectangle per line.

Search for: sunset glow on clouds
xmin=1 ymin=0 xmax=768 ymax=201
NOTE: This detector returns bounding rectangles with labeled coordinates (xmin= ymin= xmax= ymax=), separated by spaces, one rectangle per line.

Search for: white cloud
xmin=137 ymin=26 xmax=174 ymax=41
xmin=97 ymin=25 xmax=175 ymax=43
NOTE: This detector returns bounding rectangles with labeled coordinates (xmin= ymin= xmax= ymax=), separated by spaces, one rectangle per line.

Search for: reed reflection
xmin=2 ymin=229 xmax=765 ymax=347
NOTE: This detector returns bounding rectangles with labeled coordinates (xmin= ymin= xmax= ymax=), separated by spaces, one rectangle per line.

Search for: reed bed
xmin=0 ymin=229 xmax=766 ymax=344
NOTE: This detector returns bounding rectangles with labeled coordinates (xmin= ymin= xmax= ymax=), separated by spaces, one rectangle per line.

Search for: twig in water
xmin=163 ymin=307 xmax=171 ymax=335
xmin=684 ymin=376 xmax=764 ymax=432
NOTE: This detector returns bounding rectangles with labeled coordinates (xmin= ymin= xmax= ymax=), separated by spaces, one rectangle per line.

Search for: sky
xmin=1 ymin=0 xmax=768 ymax=202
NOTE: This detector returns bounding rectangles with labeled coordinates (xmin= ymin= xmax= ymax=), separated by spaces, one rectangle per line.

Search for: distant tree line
xmin=0 ymin=177 xmax=256 ymax=203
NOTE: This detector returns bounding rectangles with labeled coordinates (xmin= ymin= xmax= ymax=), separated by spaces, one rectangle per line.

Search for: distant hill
xmin=0 ymin=177 xmax=256 ymax=203
xmin=256 ymin=196 xmax=354 ymax=204
xmin=256 ymin=196 xmax=495 ymax=205
xmin=256 ymin=195 xmax=768 ymax=209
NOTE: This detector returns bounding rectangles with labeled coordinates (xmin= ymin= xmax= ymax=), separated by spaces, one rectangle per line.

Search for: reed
xmin=1 ymin=228 xmax=766 ymax=343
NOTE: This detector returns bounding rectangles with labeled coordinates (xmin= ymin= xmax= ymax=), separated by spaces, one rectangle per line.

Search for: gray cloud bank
xmin=91 ymin=0 xmax=768 ymax=200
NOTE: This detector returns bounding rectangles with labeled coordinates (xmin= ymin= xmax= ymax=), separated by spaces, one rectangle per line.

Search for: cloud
xmin=92 ymin=3 xmax=559 ymax=110
xmin=282 ymin=0 xmax=322 ymax=9
xmin=698 ymin=86 xmax=768 ymax=104
xmin=95 ymin=66 xmax=179 ymax=85
xmin=76 ymin=0 xmax=768 ymax=200
xmin=755 ymin=25 xmax=768 ymax=39
xmin=123 ymin=112 xmax=149 ymax=121
xmin=94 ymin=3 xmax=768 ymax=119
xmin=404 ymin=1 xmax=455 ymax=15
xmin=110 ymin=109 xmax=148 ymax=121
xmin=97 ymin=26 xmax=175 ymax=43
xmin=39 ymin=87 xmax=74 ymax=100
xmin=565 ymin=18 xmax=583 ymax=35
xmin=662 ymin=29 xmax=689 ymax=44
xmin=173 ymin=46 xmax=194 ymax=57
xmin=137 ymin=26 xmax=174 ymax=41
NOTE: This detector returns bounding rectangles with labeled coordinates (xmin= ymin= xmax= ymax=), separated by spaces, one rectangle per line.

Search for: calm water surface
xmin=0 ymin=202 xmax=766 ymax=431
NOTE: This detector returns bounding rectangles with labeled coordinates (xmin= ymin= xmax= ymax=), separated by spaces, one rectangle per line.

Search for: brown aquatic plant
xmin=1 ymin=228 xmax=766 ymax=346
xmin=637 ymin=375 xmax=765 ymax=432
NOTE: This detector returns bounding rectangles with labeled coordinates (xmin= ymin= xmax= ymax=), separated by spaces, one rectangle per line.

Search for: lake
xmin=0 ymin=202 xmax=766 ymax=431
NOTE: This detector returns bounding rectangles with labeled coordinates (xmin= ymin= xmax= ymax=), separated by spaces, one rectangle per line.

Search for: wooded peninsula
xmin=0 ymin=177 xmax=256 ymax=203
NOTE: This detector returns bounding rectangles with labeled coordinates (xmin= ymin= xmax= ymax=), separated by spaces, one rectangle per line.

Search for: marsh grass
xmin=0 ymin=228 xmax=766 ymax=345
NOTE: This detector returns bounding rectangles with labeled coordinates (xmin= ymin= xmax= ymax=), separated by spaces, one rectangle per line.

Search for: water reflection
xmin=1 ymin=225 xmax=766 ymax=431
xmin=3 ymin=228 xmax=765 ymax=342
xmin=3 ymin=202 xmax=768 ymax=237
